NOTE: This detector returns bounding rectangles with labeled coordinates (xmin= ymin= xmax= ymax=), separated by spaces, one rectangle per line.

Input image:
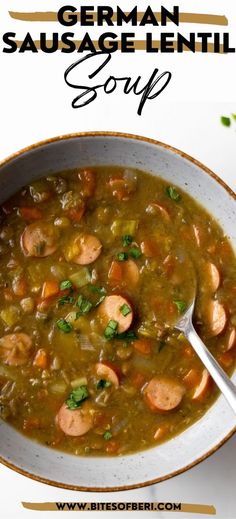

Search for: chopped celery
xmin=49 ymin=381 xmax=67 ymax=395
xmin=111 ymin=219 xmax=138 ymax=236
xmin=0 ymin=306 xmax=20 ymax=327
xmin=71 ymin=376 xmax=88 ymax=388
xmin=69 ymin=268 xmax=91 ymax=288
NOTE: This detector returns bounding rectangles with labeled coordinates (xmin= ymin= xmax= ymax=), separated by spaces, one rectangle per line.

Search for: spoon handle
xmin=186 ymin=324 xmax=236 ymax=415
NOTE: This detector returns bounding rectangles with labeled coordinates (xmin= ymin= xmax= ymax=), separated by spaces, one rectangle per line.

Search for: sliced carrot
xmin=66 ymin=206 xmax=85 ymax=222
xmin=133 ymin=338 xmax=152 ymax=355
xmin=130 ymin=371 xmax=146 ymax=389
xmin=108 ymin=259 xmax=139 ymax=288
xmin=79 ymin=169 xmax=96 ymax=197
xmin=33 ymin=348 xmax=49 ymax=369
xmin=19 ymin=207 xmax=43 ymax=221
xmin=217 ymin=351 xmax=234 ymax=369
xmin=41 ymin=280 xmax=60 ymax=299
xmin=105 ymin=439 xmax=120 ymax=454
xmin=141 ymin=239 xmax=159 ymax=258
xmin=108 ymin=260 xmax=123 ymax=284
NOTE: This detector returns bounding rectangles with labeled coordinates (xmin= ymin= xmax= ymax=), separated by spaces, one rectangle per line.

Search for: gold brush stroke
xmin=21 ymin=502 xmax=216 ymax=514
xmin=9 ymin=11 xmax=228 ymax=26
xmin=14 ymin=39 xmax=226 ymax=53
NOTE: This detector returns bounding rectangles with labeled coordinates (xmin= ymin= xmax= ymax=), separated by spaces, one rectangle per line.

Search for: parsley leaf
xmin=173 ymin=300 xmax=187 ymax=314
xmin=60 ymin=280 xmax=73 ymax=291
xmin=103 ymin=431 xmax=112 ymax=440
xmin=129 ymin=247 xmax=142 ymax=259
xmin=122 ymin=235 xmax=133 ymax=247
xmin=58 ymin=295 xmax=75 ymax=306
xmin=104 ymin=320 xmax=118 ymax=339
xmin=116 ymin=330 xmax=137 ymax=341
xmin=117 ymin=252 xmax=128 ymax=262
xmin=96 ymin=379 xmax=112 ymax=390
xmin=221 ymin=116 xmax=231 ymax=127
xmin=120 ymin=303 xmax=132 ymax=317
xmin=57 ymin=318 xmax=72 ymax=333
xmin=66 ymin=385 xmax=89 ymax=410
xmin=76 ymin=295 xmax=93 ymax=314
xmin=166 ymin=186 xmax=181 ymax=201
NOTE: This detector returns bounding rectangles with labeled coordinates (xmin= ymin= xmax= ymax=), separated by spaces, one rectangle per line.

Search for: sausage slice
xmin=207 ymin=300 xmax=227 ymax=336
xmin=144 ymin=376 xmax=185 ymax=412
xmin=65 ymin=233 xmax=102 ymax=265
xmin=0 ymin=333 xmax=32 ymax=366
xmin=21 ymin=222 xmax=58 ymax=257
xmin=206 ymin=262 xmax=220 ymax=292
xmin=95 ymin=362 xmax=119 ymax=388
xmin=192 ymin=369 xmax=211 ymax=401
xmin=98 ymin=295 xmax=133 ymax=333
xmin=225 ymin=328 xmax=236 ymax=351
xmin=56 ymin=402 xmax=93 ymax=436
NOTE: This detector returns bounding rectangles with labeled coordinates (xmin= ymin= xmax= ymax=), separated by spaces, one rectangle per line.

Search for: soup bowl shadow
xmin=0 ymin=131 xmax=236 ymax=491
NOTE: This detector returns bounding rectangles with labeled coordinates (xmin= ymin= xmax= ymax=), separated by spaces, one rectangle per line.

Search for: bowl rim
xmin=0 ymin=130 xmax=235 ymax=493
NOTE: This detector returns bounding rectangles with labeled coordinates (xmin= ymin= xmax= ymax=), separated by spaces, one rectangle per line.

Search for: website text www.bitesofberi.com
xmin=22 ymin=501 xmax=216 ymax=514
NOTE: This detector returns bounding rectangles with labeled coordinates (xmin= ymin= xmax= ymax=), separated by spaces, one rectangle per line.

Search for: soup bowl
xmin=0 ymin=132 xmax=236 ymax=491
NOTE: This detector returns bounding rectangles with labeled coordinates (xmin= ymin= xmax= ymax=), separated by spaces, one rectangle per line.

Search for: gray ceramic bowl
xmin=0 ymin=132 xmax=236 ymax=491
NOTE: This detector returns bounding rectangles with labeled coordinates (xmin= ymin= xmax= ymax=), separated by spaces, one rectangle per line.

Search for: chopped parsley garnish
xmin=76 ymin=295 xmax=93 ymax=314
xmin=129 ymin=247 xmax=142 ymax=259
xmin=66 ymin=385 xmax=89 ymax=410
xmin=117 ymin=252 xmax=128 ymax=262
xmin=221 ymin=116 xmax=231 ymax=127
xmin=89 ymin=285 xmax=106 ymax=295
xmin=103 ymin=431 xmax=112 ymax=441
xmin=57 ymin=318 xmax=73 ymax=333
xmin=122 ymin=235 xmax=133 ymax=247
xmin=60 ymin=279 xmax=73 ymax=291
xmin=96 ymin=379 xmax=112 ymax=390
xmin=166 ymin=186 xmax=181 ymax=201
xmin=104 ymin=319 xmax=118 ymax=339
xmin=58 ymin=295 xmax=75 ymax=306
xmin=116 ymin=330 xmax=137 ymax=341
xmin=174 ymin=300 xmax=187 ymax=314
xmin=120 ymin=303 xmax=132 ymax=317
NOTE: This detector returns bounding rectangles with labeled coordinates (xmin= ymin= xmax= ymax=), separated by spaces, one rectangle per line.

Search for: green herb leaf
xmin=56 ymin=318 xmax=73 ymax=333
xmin=58 ymin=295 xmax=75 ymax=306
xmin=104 ymin=320 xmax=118 ymax=339
xmin=89 ymin=285 xmax=106 ymax=295
xmin=221 ymin=116 xmax=231 ymax=127
xmin=173 ymin=300 xmax=187 ymax=314
xmin=76 ymin=295 xmax=93 ymax=314
xmin=116 ymin=330 xmax=137 ymax=341
xmin=103 ymin=431 xmax=112 ymax=441
xmin=66 ymin=385 xmax=89 ymax=410
xmin=129 ymin=247 xmax=142 ymax=259
xmin=60 ymin=280 xmax=73 ymax=291
xmin=120 ymin=304 xmax=132 ymax=317
xmin=122 ymin=235 xmax=133 ymax=247
xmin=117 ymin=252 xmax=128 ymax=262
xmin=232 ymin=114 xmax=236 ymax=122
xmin=96 ymin=379 xmax=112 ymax=390
xmin=166 ymin=186 xmax=181 ymax=201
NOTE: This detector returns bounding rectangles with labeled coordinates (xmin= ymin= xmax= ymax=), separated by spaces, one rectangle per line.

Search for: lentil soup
xmin=0 ymin=166 xmax=235 ymax=456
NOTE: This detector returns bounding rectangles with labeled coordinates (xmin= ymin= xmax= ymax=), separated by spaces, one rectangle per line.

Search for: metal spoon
xmin=175 ymin=296 xmax=236 ymax=414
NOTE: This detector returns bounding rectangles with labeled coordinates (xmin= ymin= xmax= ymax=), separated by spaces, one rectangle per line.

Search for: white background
xmin=0 ymin=1 xmax=236 ymax=518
